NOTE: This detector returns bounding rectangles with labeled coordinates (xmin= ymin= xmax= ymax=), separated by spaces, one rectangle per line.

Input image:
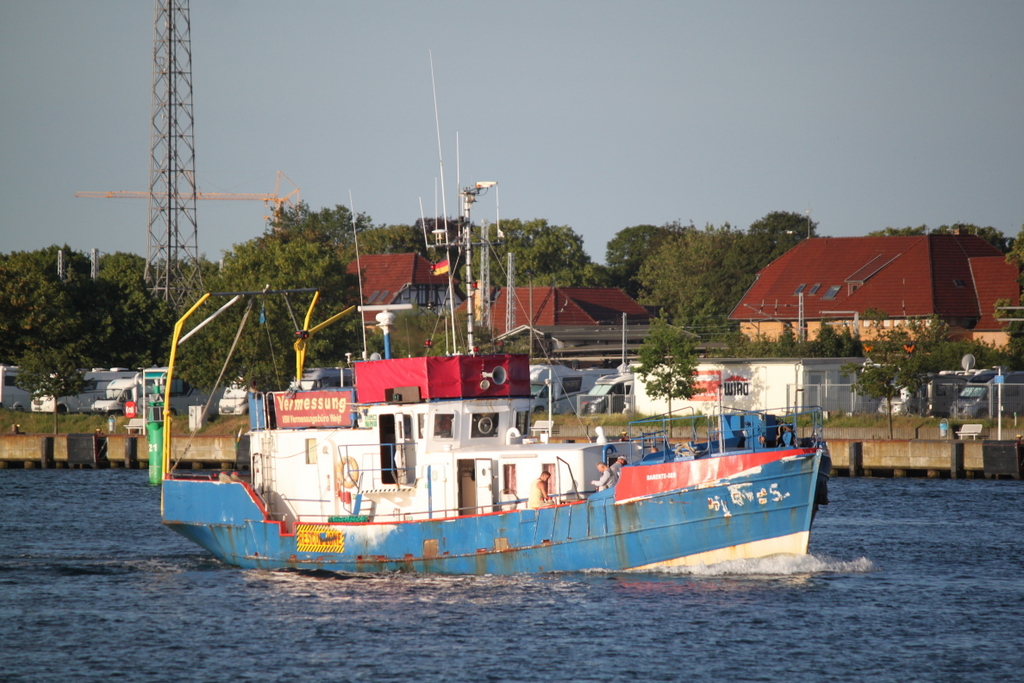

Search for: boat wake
xmin=640 ymin=553 xmax=876 ymax=577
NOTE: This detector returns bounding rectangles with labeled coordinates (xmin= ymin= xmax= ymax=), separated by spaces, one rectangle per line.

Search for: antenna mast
xmin=505 ymin=252 xmax=516 ymax=334
xmin=146 ymin=0 xmax=202 ymax=308
xmin=458 ymin=182 xmax=496 ymax=354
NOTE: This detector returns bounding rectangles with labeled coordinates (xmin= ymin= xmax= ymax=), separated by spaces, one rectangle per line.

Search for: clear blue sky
xmin=2 ymin=1 xmax=1022 ymax=264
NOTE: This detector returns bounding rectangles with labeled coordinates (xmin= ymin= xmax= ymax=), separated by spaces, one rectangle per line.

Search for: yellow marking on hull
xmin=296 ymin=524 xmax=346 ymax=553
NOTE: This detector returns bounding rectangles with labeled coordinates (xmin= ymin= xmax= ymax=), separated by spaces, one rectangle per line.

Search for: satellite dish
xmin=961 ymin=354 xmax=975 ymax=371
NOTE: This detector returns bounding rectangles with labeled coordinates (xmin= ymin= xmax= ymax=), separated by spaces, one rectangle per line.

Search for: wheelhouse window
xmin=433 ymin=413 xmax=454 ymax=439
xmin=305 ymin=438 xmax=318 ymax=464
xmin=471 ymin=412 xmax=499 ymax=438
xmin=514 ymin=411 xmax=530 ymax=436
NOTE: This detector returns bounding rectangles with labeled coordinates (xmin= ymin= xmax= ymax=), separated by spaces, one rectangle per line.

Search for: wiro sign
xmin=693 ymin=371 xmax=751 ymax=401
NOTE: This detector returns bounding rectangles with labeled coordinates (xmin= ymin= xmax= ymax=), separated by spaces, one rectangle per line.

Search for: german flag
xmin=432 ymin=259 xmax=450 ymax=276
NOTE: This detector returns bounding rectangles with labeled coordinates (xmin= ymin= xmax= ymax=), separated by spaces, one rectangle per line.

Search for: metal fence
xmin=793 ymin=383 xmax=884 ymax=415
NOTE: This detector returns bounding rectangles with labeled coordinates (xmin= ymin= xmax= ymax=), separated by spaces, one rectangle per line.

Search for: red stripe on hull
xmin=615 ymin=448 xmax=812 ymax=502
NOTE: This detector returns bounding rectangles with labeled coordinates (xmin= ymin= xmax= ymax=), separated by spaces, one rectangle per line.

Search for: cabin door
xmin=457 ymin=458 xmax=493 ymax=516
xmin=457 ymin=459 xmax=476 ymax=515
xmin=396 ymin=413 xmax=413 ymax=485
xmin=378 ymin=414 xmax=398 ymax=485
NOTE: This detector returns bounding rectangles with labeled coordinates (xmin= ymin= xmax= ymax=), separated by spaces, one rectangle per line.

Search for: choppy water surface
xmin=1 ymin=471 xmax=1022 ymax=682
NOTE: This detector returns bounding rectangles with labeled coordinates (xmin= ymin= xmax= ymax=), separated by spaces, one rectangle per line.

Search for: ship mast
xmin=458 ymin=181 xmax=496 ymax=355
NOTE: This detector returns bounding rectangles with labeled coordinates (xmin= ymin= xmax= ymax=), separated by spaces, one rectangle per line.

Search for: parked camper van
xmin=953 ymin=370 xmax=1024 ymax=418
xmin=578 ymin=372 xmax=635 ymax=415
xmin=299 ymin=367 xmax=352 ymax=390
xmin=90 ymin=368 xmax=220 ymax=417
xmin=881 ymin=372 xmax=972 ymax=417
xmin=91 ymin=376 xmax=141 ymax=415
xmin=33 ymin=368 xmax=137 ymax=414
xmin=0 ymin=365 xmax=31 ymax=412
xmin=529 ymin=365 xmax=616 ymax=414
xmin=218 ymin=381 xmax=250 ymax=416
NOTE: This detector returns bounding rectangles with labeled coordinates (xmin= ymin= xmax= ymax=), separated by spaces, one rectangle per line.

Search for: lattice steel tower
xmin=145 ymin=0 xmax=202 ymax=308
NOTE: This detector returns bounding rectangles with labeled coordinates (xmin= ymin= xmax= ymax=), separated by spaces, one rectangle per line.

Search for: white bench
xmin=530 ymin=420 xmax=553 ymax=435
xmin=955 ymin=423 xmax=984 ymax=440
xmin=126 ymin=418 xmax=147 ymax=435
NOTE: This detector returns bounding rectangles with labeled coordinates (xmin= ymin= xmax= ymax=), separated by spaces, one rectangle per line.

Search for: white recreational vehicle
xmin=32 ymin=368 xmax=137 ymax=414
xmin=952 ymin=369 xmax=1024 ymax=418
xmin=528 ymin=364 xmax=617 ymax=414
xmin=299 ymin=367 xmax=352 ymax=390
xmin=578 ymin=371 xmax=635 ymax=414
xmin=90 ymin=368 xmax=220 ymax=417
xmin=218 ymin=381 xmax=250 ymax=416
xmin=0 ymin=365 xmax=32 ymax=412
xmin=879 ymin=371 xmax=975 ymax=417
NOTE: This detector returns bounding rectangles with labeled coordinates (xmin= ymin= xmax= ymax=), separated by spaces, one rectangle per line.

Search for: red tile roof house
xmin=487 ymin=286 xmax=653 ymax=330
xmin=346 ymin=254 xmax=462 ymax=324
xmin=729 ymin=234 xmax=1020 ymax=346
xmin=479 ymin=286 xmax=654 ymax=363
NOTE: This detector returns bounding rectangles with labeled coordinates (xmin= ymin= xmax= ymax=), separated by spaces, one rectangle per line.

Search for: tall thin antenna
xmin=429 ymin=51 xmax=449 ymax=239
xmin=429 ymin=51 xmax=458 ymax=350
xmin=350 ymin=190 xmax=368 ymax=360
xmin=417 ymin=197 xmax=429 ymax=252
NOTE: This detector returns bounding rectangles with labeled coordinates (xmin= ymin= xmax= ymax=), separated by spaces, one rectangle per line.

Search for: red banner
xmin=273 ymin=389 xmax=355 ymax=428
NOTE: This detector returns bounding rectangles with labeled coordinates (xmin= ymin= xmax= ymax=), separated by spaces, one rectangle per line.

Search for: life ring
xmin=335 ymin=455 xmax=360 ymax=489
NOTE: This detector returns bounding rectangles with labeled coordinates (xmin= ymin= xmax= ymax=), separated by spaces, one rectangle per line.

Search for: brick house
xmin=346 ymin=253 xmax=462 ymax=324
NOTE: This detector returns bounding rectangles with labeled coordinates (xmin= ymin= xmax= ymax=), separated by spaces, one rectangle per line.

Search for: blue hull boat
xmin=158 ymin=293 xmax=829 ymax=575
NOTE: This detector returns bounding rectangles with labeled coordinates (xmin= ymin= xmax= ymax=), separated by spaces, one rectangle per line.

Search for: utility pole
xmin=146 ymin=0 xmax=202 ymax=309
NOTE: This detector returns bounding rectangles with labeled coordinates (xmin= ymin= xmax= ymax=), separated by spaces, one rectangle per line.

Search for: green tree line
xmin=2 ymin=206 xmax=1021 ymax=397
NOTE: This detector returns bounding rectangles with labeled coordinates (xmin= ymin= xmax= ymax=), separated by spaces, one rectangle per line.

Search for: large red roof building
xmin=729 ymin=234 xmax=1020 ymax=346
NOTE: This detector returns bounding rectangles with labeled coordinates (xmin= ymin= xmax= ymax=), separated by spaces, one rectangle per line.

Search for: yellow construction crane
xmin=76 ymin=171 xmax=301 ymax=222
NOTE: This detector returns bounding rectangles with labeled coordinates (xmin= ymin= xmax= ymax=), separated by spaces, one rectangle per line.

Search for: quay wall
xmin=0 ymin=431 xmax=1014 ymax=478
xmin=0 ymin=434 xmax=239 ymax=470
